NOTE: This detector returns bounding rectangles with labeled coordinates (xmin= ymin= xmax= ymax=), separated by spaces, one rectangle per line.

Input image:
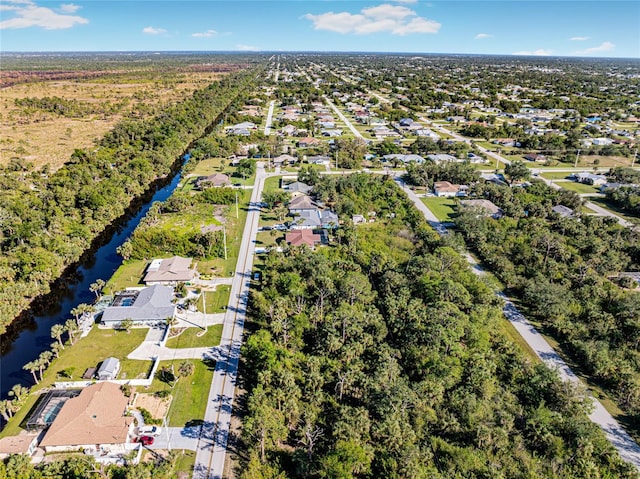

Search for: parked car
xmin=138 ymin=425 xmax=162 ymax=436
xmin=136 ymin=435 xmax=155 ymax=446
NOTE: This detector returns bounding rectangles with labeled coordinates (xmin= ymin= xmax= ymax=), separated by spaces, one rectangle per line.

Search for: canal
xmin=0 ymin=162 xmax=186 ymax=401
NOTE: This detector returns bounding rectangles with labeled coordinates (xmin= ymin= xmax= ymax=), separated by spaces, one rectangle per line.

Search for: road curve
xmin=398 ymin=180 xmax=640 ymax=471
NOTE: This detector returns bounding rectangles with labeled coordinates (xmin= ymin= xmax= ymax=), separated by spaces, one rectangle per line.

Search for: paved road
xmin=264 ymin=100 xmax=275 ymax=136
xmin=399 ymin=181 xmax=640 ymax=470
xmin=150 ymin=427 xmax=201 ymax=451
xmin=323 ymin=95 xmax=364 ymax=139
xmin=192 ymin=163 xmax=266 ymax=479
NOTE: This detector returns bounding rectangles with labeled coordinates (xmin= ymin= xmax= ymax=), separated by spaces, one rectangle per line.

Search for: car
xmin=136 ymin=435 xmax=154 ymax=446
xmin=253 ymin=272 xmax=262 ymax=281
xmin=138 ymin=425 xmax=162 ymax=436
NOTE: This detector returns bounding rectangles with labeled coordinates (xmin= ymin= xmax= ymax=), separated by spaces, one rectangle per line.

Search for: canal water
xmin=0 ymin=162 xmax=186 ymax=401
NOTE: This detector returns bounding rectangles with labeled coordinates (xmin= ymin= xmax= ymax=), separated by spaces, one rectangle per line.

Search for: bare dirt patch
xmin=0 ymin=71 xmax=226 ymax=171
xmin=134 ymin=392 xmax=171 ymax=420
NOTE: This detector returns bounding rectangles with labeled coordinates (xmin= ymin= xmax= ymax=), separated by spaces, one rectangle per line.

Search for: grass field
xmin=588 ymin=197 xmax=640 ymax=223
xmin=421 ymin=196 xmax=459 ymax=221
xmin=103 ymin=260 xmax=147 ymax=294
xmin=197 ymin=285 xmax=231 ymax=314
xmin=165 ymin=324 xmax=223 ymax=349
xmin=0 ymin=71 xmax=226 ymax=171
xmin=144 ymin=358 xmax=215 ymax=426
xmin=539 ymin=171 xmax=575 ymax=180
xmin=556 ymin=181 xmax=601 ymax=195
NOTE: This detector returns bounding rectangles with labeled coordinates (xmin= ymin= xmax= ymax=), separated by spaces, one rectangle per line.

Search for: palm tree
xmin=37 ymin=351 xmax=53 ymax=381
xmin=70 ymin=306 xmax=82 ymax=323
xmin=65 ymin=319 xmax=79 ymax=345
xmin=178 ymin=361 xmax=195 ymax=378
xmin=51 ymin=342 xmax=63 ymax=359
xmin=51 ymin=324 xmax=65 ymax=349
xmin=89 ymin=279 xmax=106 ymax=299
xmin=0 ymin=400 xmax=14 ymax=422
xmin=165 ymin=316 xmax=178 ymax=331
xmin=23 ymin=361 xmax=39 ymax=384
xmin=8 ymin=384 xmax=28 ymax=404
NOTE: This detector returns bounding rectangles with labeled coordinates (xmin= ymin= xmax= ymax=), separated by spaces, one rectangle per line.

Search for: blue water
xmin=0 ymin=165 xmax=185 ymax=400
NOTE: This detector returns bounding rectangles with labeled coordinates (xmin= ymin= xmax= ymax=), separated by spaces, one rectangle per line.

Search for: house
xmin=196 ymin=173 xmax=230 ymax=189
xmin=289 ymin=195 xmax=320 ymax=214
xmin=39 ymin=382 xmax=134 ymax=453
xmin=272 ymin=154 xmax=296 ymax=167
xmin=352 ymin=214 xmax=366 ymax=225
xmin=415 ymin=128 xmax=440 ymax=140
xmin=321 ymin=129 xmax=343 ymax=137
xmin=284 ymin=181 xmax=313 ymax=196
xmin=399 ymin=118 xmax=414 ymax=127
xmin=551 ymin=205 xmax=574 ymax=218
xmin=460 ymin=199 xmax=503 ymax=219
xmin=97 ymin=357 xmax=120 ymax=380
xmin=286 ymin=230 xmax=322 ymax=248
xmin=279 ymin=125 xmax=298 ymax=136
xmin=144 ymin=256 xmax=195 ymax=285
xmin=101 ymin=285 xmax=176 ymax=327
xmin=0 ymin=434 xmax=38 ymax=459
xmin=592 ymin=137 xmax=614 ymax=146
xmin=481 ymin=172 xmax=508 ymax=186
xmin=297 ymin=137 xmax=321 ymax=148
xmin=306 ymin=155 xmax=331 ymax=165
xmin=427 ymin=154 xmax=458 ymax=163
xmin=434 ymin=181 xmax=462 ymax=197
xmin=574 ymin=172 xmax=607 ymax=186
xmin=320 ymin=210 xmax=339 ymax=228
xmin=524 ymin=153 xmax=546 ymax=162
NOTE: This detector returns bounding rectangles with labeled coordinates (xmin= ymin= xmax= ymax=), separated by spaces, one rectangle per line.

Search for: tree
xmin=37 ymin=351 xmax=53 ymax=381
xmin=9 ymin=384 xmax=28 ymax=405
xmin=178 ymin=361 xmax=195 ymax=378
xmin=89 ymin=279 xmax=106 ymax=299
xmin=65 ymin=318 xmax=79 ymax=345
xmin=120 ymin=318 xmax=134 ymax=333
xmin=51 ymin=323 xmax=66 ymax=349
xmin=23 ymin=361 xmax=39 ymax=384
xmin=504 ymin=160 xmax=530 ymax=185
xmin=0 ymin=400 xmax=14 ymax=422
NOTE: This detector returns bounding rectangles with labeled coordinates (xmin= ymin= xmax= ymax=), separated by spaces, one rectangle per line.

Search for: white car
xmin=138 ymin=425 xmax=162 ymax=436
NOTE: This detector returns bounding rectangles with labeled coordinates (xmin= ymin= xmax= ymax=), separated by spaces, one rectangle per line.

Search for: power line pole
xmin=574 ymin=148 xmax=581 ymax=168
xmin=235 ymin=190 xmax=239 ymax=219
xmin=223 ymin=226 xmax=228 ymax=261
xmin=632 ymin=149 xmax=637 ymax=167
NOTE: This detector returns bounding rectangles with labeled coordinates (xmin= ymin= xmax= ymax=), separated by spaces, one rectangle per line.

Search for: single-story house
xmin=284 ymin=181 xmax=313 ymax=196
xmin=97 ymin=357 xmax=120 ymax=381
xmin=197 ymin=173 xmax=230 ymax=189
xmin=524 ymin=154 xmax=546 ymax=162
xmin=286 ymin=230 xmax=322 ymax=248
xmin=574 ymin=172 xmax=607 ymax=186
xmin=39 ymin=382 xmax=134 ymax=453
xmin=279 ymin=125 xmax=298 ymax=136
xmin=427 ymin=154 xmax=458 ymax=163
xmin=297 ymin=137 xmax=321 ymax=148
xmin=434 ymin=181 xmax=462 ymax=197
xmin=551 ymin=205 xmax=574 ymax=218
xmin=460 ymin=199 xmax=503 ymax=219
xmin=101 ymin=285 xmax=176 ymax=327
xmin=290 ymin=210 xmax=322 ymax=229
xmin=273 ymin=154 xmax=297 ymax=166
xmin=0 ymin=434 xmax=39 ymax=459
xmin=306 ymin=155 xmax=331 ymax=165
xmin=144 ymin=256 xmax=195 ymax=285
xmin=352 ymin=214 xmax=366 ymax=225
xmin=399 ymin=118 xmax=415 ymax=127
xmin=289 ymin=195 xmax=320 ymax=214
xmin=481 ymin=173 xmax=508 ymax=186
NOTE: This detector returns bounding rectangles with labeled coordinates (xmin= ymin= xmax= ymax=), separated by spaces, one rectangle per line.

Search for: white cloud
xmin=577 ymin=41 xmax=615 ymax=55
xmin=475 ymin=33 xmax=492 ymax=39
xmin=142 ymin=26 xmax=167 ymax=35
xmin=570 ymin=36 xmax=589 ymax=41
xmin=0 ymin=0 xmax=88 ymax=30
xmin=236 ymin=44 xmax=259 ymax=51
xmin=192 ymin=29 xmax=218 ymax=38
xmin=304 ymin=3 xmax=441 ymax=35
xmin=393 ymin=0 xmax=418 ymax=3
xmin=59 ymin=3 xmax=79 ymax=13
xmin=512 ymin=49 xmax=553 ymax=56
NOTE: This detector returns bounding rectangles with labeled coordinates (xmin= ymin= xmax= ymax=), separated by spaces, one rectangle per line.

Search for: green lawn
xmin=104 ymin=260 xmax=147 ymax=294
xmin=144 ymin=358 xmax=215 ymax=426
xmin=196 ymin=285 xmax=231 ymax=314
xmin=165 ymin=324 xmax=223 ymax=349
xmin=588 ymin=197 xmax=640 ymax=223
xmin=540 ymin=171 xmax=574 ymax=180
xmin=263 ymin=176 xmax=283 ymax=194
xmin=557 ymin=181 xmax=601 ymax=195
xmin=421 ymin=196 xmax=459 ymax=221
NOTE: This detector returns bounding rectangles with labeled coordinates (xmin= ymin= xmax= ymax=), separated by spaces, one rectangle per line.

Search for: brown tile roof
xmin=144 ymin=256 xmax=195 ymax=283
xmin=434 ymin=181 xmax=460 ymax=193
xmin=40 ymin=382 xmax=133 ymax=448
xmin=286 ymin=230 xmax=321 ymax=247
xmin=0 ymin=434 xmax=37 ymax=455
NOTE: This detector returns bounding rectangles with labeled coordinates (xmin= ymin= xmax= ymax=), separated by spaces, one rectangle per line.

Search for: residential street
xmin=263 ymin=100 xmax=275 ymax=136
xmin=399 ymin=181 xmax=640 ymax=471
xmin=192 ymin=162 xmax=266 ymax=479
xmin=323 ymin=95 xmax=364 ymax=139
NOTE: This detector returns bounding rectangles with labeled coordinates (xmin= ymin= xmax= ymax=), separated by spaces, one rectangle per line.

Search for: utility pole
xmin=235 ymin=190 xmax=239 ymax=219
xmin=574 ymin=148 xmax=581 ymax=168
xmin=223 ymin=226 xmax=228 ymax=261
xmin=632 ymin=148 xmax=637 ymax=167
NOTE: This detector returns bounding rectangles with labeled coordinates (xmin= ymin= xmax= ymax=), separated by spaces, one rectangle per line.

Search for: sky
xmin=1 ymin=0 xmax=639 ymax=58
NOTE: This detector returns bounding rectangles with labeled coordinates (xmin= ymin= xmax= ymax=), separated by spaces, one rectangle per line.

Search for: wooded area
xmin=237 ymin=173 xmax=636 ymax=478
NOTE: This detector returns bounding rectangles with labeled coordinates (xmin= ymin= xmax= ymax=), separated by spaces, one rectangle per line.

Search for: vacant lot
xmin=0 ymin=71 xmax=226 ymax=171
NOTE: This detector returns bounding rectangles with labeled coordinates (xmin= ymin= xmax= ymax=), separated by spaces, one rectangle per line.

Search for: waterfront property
xmin=39 ymin=382 xmax=135 ymax=453
xmin=143 ymin=256 xmax=196 ymax=285
xmin=101 ymin=285 xmax=176 ymax=327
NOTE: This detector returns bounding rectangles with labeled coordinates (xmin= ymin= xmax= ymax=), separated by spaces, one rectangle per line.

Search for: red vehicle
xmin=136 ymin=435 xmax=154 ymax=446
